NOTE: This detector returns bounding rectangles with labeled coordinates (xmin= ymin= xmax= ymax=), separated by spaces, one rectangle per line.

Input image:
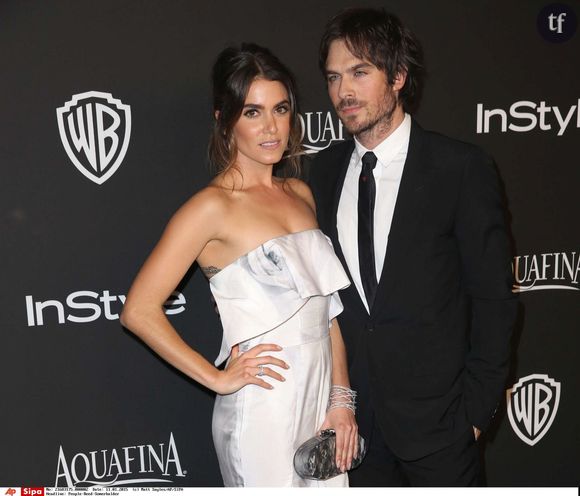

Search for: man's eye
xmin=354 ymin=71 xmax=366 ymax=77
xmin=327 ymin=74 xmax=339 ymax=83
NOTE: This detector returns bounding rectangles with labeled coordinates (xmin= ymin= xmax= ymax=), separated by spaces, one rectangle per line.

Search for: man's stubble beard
xmin=341 ymin=89 xmax=398 ymax=143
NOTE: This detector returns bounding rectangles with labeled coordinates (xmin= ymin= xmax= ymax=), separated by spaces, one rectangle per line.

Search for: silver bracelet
xmin=327 ymin=385 xmax=357 ymax=413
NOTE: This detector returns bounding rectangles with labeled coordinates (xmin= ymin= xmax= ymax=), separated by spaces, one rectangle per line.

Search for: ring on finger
xmin=257 ymin=364 xmax=265 ymax=377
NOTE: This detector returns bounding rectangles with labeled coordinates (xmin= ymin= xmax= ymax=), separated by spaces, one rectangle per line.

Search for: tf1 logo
xmin=537 ymin=3 xmax=577 ymax=43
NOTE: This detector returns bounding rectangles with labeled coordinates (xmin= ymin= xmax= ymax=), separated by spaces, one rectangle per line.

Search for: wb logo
xmin=57 ymin=91 xmax=131 ymax=185
xmin=506 ymin=374 xmax=561 ymax=446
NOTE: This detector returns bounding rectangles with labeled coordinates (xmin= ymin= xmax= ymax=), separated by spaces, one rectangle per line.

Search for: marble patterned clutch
xmin=293 ymin=429 xmax=367 ymax=480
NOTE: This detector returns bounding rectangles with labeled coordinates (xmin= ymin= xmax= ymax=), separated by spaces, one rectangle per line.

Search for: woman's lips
xmin=259 ymin=140 xmax=281 ymax=149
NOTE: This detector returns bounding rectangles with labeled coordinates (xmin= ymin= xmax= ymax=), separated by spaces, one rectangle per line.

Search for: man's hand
xmin=473 ymin=426 xmax=481 ymax=441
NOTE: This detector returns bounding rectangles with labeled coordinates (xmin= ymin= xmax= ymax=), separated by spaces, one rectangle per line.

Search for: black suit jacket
xmin=309 ymin=119 xmax=517 ymax=460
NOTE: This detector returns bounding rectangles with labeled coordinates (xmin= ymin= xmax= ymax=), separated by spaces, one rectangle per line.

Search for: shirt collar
xmin=353 ymin=113 xmax=411 ymax=168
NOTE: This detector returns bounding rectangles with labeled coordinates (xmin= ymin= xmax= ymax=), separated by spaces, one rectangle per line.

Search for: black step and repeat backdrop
xmin=1 ymin=0 xmax=578 ymax=487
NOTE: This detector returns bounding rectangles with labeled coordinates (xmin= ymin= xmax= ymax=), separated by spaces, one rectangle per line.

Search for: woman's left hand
xmin=319 ymin=407 xmax=358 ymax=473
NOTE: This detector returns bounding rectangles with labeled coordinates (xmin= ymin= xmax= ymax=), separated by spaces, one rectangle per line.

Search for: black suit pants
xmin=349 ymin=413 xmax=482 ymax=487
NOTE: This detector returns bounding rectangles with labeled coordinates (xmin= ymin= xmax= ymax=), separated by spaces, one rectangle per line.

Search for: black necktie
xmin=358 ymin=151 xmax=378 ymax=308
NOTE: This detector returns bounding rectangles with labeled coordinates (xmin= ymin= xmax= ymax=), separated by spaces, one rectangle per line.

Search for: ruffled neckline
xmin=209 ymin=228 xmax=321 ymax=282
xmin=208 ymin=227 xmax=349 ymax=365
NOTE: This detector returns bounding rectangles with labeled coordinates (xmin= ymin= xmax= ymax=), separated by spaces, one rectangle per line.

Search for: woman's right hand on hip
xmin=211 ymin=343 xmax=289 ymax=394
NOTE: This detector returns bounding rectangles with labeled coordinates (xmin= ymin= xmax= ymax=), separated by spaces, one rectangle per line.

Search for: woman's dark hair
xmin=208 ymin=43 xmax=302 ymax=177
xmin=319 ymin=8 xmax=425 ymax=113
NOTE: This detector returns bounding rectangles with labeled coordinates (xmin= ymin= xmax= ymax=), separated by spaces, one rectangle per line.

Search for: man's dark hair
xmin=319 ymin=8 xmax=425 ymax=113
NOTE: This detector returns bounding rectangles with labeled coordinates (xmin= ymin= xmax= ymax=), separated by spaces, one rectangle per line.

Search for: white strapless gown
xmin=209 ymin=229 xmax=350 ymax=487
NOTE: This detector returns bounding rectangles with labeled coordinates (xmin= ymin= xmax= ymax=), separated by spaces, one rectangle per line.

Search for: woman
xmin=121 ymin=43 xmax=358 ymax=487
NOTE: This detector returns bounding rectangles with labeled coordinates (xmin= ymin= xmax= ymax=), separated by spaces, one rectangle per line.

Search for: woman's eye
xmin=276 ymin=105 xmax=289 ymax=114
xmin=244 ymin=109 xmax=258 ymax=118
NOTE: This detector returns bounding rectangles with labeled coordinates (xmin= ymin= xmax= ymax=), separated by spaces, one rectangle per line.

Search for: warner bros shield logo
xmin=506 ymin=373 xmax=561 ymax=446
xmin=57 ymin=91 xmax=131 ymax=185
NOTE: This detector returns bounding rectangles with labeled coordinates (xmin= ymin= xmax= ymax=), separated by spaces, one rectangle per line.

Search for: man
xmin=309 ymin=8 xmax=517 ymax=486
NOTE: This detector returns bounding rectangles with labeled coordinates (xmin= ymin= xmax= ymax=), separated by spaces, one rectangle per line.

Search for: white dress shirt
xmin=337 ymin=113 xmax=411 ymax=313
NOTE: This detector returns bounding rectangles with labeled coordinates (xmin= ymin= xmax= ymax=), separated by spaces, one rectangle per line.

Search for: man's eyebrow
xmin=325 ymin=62 xmax=374 ymax=75
xmin=349 ymin=62 xmax=373 ymax=72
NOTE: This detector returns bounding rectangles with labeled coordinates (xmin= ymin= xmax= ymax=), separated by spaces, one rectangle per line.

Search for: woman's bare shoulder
xmin=177 ymin=183 xmax=232 ymax=217
xmin=165 ymin=184 xmax=236 ymax=243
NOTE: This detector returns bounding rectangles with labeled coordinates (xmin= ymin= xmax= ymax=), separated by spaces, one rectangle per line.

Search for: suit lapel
xmin=371 ymin=119 xmax=428 ymax=316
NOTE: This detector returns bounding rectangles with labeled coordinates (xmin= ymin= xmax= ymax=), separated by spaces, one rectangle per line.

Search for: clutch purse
xmin=293 ymin=429 xmax=367 ymax=480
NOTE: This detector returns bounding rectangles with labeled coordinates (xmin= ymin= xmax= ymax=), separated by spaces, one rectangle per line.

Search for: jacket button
xmin=367 ymin=325 xmax=374 ymax=332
